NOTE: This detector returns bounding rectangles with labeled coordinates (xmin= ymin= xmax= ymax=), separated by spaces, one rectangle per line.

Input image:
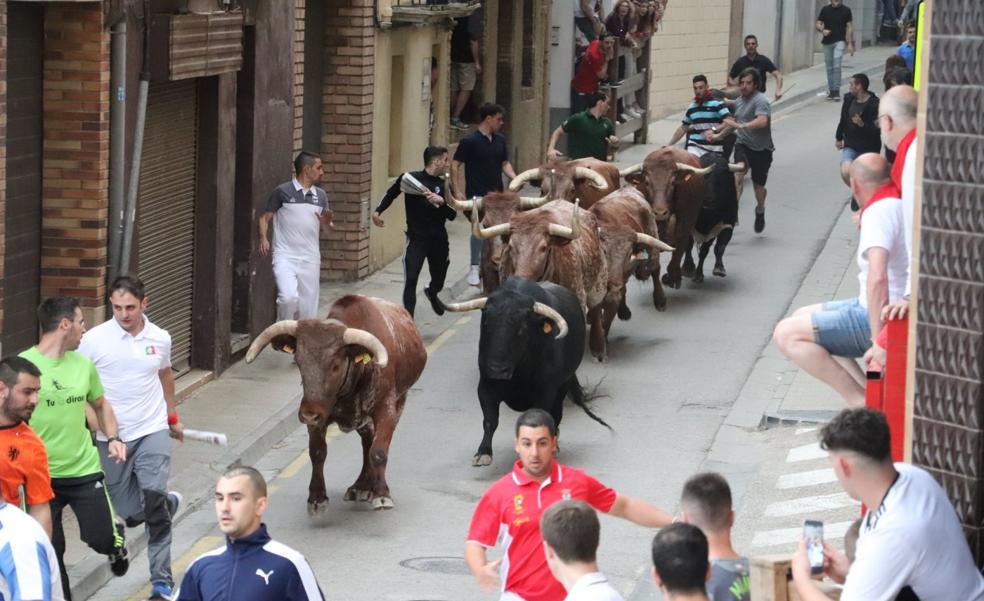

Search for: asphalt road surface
xmin=98 ymin=95 xmax=855 ymax=601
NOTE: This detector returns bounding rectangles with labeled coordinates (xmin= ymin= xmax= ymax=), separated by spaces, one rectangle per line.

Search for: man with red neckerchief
xmin=465 ymin=409 xmax=672 ymax=601
xmin=864 ymin=84 xmax=917 ymax=370
xmin=774 ymin=154 xmax=907 ymax=408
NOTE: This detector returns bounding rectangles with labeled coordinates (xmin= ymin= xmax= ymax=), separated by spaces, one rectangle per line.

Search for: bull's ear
xmin=271 ymin=334 xmax=298 ymax=355
xmin=674 ymin=171 xmax=694 ymax=183
xmin=625 ymin=172 xmax=645 ymax=186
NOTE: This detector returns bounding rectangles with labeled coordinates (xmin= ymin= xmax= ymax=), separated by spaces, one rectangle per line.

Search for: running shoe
xmin=149 ymin=581 xmax=173 ymax=600
xmin=167 ymin=490 xmax=182 ymax=517
xmin=467 ymin=265 xmax=481 ymax=287
xmin=109 ymin=545 xmax=129 ymax=577
xmin=450 ymin=118 xmax=468 ymax=130
xmin=425 ymin=288 xmax=446 ymax=316
xmin=754 ymin=208 xmax=766 ymax=233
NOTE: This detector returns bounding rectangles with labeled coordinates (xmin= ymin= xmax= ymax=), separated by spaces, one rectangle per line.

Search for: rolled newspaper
xmin=182 ymin=429 xmax=229 ymax=447
xmin=399 ymin=172 xmax=433 ymax=196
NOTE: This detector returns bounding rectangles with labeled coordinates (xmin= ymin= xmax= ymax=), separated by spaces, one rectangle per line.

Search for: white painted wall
xmin=548 ymin=0 xmax=575 ymax=109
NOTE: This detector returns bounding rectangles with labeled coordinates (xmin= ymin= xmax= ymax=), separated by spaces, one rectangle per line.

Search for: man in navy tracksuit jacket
xmin=176 ymin=467 xmax=323 ymax=601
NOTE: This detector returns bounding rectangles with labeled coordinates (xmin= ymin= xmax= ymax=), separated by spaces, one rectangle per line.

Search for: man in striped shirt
xmin=668 ymin=75 xmax=732 ymax=158
xmin=0 ymin=500 xmax=63 ymax=600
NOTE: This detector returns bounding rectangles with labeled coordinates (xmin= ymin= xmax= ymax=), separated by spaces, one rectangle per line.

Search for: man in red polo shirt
xmin=465 ymin=409 xmax=673 ymax=601
xmin=571 ymin=35 xmax=615 ymax=115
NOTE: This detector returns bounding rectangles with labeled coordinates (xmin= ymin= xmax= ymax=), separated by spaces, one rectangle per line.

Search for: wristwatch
xmin=107 ymin=436 xmax=121 ymax=444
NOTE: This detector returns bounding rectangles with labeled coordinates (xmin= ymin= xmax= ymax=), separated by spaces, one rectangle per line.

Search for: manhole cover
xmin=400 ymin=556 xmax=471 ymax=575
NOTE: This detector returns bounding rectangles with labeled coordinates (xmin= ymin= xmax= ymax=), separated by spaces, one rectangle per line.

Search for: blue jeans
xmin=470 ymin=234 xmax=482 ymax=266
xmin=574 ymin=17 xmax=598 ymax=41
xmin=811 ymin=297 xmax=872 ymax=358
xmin=823 ymin=41 xmax=847 ymax=94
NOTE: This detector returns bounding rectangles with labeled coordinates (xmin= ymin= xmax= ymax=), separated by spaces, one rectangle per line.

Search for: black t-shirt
xmin=817 ymin=4 xmax=853 ymax=45
xmin=375 ymin=170 xmax=457 ymax=239
xmin=452 ymin=130 xmax=509 ymax=198
xmin=451 ymin=12 xmax=482 ymax=63
xmin=729 ymin=54 xmax=777 ymax=93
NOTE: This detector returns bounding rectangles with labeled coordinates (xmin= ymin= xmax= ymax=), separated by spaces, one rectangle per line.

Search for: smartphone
xmin=803 ymin=519 xmax=824 ymax=575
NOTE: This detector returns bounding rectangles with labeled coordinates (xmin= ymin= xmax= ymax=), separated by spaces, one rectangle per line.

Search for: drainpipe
xmin=119 ymin=0 xmax=152 ymax=276
xmin=108 ymin=18 xmax=127 ymax=284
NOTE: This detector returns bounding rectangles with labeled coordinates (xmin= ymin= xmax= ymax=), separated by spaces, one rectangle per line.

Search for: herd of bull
xmin=243 ymin=146 xmax=745 ymax=514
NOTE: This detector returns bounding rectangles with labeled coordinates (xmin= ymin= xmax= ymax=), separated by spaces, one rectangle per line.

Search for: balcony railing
xmin=376 ymin=0 xmax=480 ymax=29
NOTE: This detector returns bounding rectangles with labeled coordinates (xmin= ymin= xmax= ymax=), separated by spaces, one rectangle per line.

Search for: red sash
xmin=890 ymin=129 xmax=916 ymax=190
xmin=858 ymin=182 xmax=902 ymax=228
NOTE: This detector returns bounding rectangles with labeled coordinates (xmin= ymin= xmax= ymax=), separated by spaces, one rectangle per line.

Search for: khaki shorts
xmin=451 ymin=61 xmax=478 ymax=92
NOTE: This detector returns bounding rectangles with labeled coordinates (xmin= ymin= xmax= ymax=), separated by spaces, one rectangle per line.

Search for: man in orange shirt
xmin=0 ymin=356 xmax=54 ymax=538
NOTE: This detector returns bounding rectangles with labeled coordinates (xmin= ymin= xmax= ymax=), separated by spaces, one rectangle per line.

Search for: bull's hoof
xmin=371 ymin=496 xmax=395 ymax=510
xmin=681 ymin=262 xmax=695 ymax=278
xmin=344 ymin=487 xmax=373 ymax=502
xmin=617 ymin=304 xmax=632 ymax=320
xmin=307 ymin=499 xmax=329 ymax=516
xmin=592 ymin=353 xmax=607 ymax=363
xmin=660 ymin=273 xmax=682 ymax=289
xmin=472 ymin=454 xmax=493 ymax=467
xmin=693 ymin=271 xmax=704 ymax=283
xmin=713 ymin=262 xmax=727 ymax=277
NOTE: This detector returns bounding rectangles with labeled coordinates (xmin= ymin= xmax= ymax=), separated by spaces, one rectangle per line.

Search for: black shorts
xmin=734 ymin=144 xmax=773 ymax=186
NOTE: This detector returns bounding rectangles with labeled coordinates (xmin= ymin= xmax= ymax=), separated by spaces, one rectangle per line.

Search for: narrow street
xmin=96 ymin=87 xmax=866 ymax=600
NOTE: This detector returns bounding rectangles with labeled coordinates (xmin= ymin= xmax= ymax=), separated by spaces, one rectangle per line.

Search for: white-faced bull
xmin=245 ymin=295 xmax=426 ymax=512
xmin=444 ymin=277 xmax=610 ymax=466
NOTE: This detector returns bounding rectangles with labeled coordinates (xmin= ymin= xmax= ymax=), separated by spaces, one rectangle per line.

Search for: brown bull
xmin=473 ymin=199 xmax=612 ymax=360
xmin=245 ymin=295 xmax=426 ymax=513
xmin=620 ymin=147 xmax=713 ymax=291
xmin=508 ymin=158 xmax=617 ymax=209
xmin=590 ymin=187 xmax=675 ymax=354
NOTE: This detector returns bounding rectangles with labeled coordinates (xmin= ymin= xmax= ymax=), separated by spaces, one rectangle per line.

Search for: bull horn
xmin=728 ymin=162 xmax=746 ymax=173
xmin=675 ymin=162 xmax=713 ymax=175
xmin=446 ymin=196 xmax=475 ymax=212
xmin=573 ymin=167 xmax=608 ymax=190
xmin=508 ymin=167 xmax=542 ymax=192
xmin=443 ymin=296 xmax=488 ymax=312
xmin=245 ymin=320 xmax=298 ymax=363
xmin=471 ymin=205 xmax=511 ymax=239
xmin=548 ymin=198 xmax=581 ymax=239
xmin=635 ymin=232 xmax=675 ymax=252
xmin=619 ymin=163 xmax=643 ymax=177
xmin=342 ymin=327 xmax=389 ymax=368
xmin=532 ymin=302 xmax=569 ymax=339
xmin=518 ymin=195 xmax=550 ymax=210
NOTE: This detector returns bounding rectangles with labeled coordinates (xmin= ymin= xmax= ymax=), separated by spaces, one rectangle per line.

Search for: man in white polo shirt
xmin=258 ymin=151 xmax=335 ymax=321
xmin=79 ymin=275 xmax=184 ymax=601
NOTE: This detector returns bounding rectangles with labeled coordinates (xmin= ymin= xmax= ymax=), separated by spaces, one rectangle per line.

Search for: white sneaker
xmin=467 ymin=265 xmax=481 ymax=287
xmin=627 ymin=108 xmax=642 ymax=118
xmin=620 ymin=112 xmax=634 ymax=122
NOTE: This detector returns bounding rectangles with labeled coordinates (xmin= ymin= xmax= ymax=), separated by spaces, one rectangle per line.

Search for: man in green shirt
xmin=547 ymin=91 xmax=619 ymax=161
xmin=21 ymin=297 xmax=130 ymax=600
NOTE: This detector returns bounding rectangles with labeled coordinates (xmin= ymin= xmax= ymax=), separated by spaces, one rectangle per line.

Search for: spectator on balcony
xmin=679 ymin=473 xmax=750 ymax=601
xmin=571 ymin=34 xmax=616 ymax=115
xmin=773 ymin=154 xmax=907 ymax=408
xmin=727 ymin=35 xmax=783 ymax=99
xmin=450 ymin=10 xmax=482 ymax=131
xmin=575 ymin=0 xmax=604 ymax=43
xmin=791 ymin=408 xmax=984 ymax=601
xmin=606 ymin=0 xmax=645 ymax=120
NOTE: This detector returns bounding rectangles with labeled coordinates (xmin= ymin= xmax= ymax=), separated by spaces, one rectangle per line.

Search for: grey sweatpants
xmin=98 ymin=429 xmax=174 ymax=586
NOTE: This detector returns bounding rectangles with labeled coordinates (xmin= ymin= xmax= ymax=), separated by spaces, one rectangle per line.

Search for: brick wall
xmin=0 ymin=0 xmax=7 ymax=344
xmin=41 ymin=5 xmax=110 ymax=317
xmin=293 ymin=0 xmax=304 ymax=155
xmin=320 ymin=0 xmax=374 ymax=281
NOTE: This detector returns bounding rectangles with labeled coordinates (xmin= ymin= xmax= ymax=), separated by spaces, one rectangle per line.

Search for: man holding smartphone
xmin=791 ymin=408 xmax=984 ymax=601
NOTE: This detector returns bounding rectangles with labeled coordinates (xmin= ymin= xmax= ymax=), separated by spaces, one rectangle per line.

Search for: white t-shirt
xmin=842 ymin=464 xmax=984 ymax=601
xmin=565 ymin=572 xmax=625 ymax=601
xmin=0 ymin=502 xmax=64 ymax=601
xmin=857 ymin=192 xmax=907 ymax=309
xmin=266 ymin=178 xmax=328 ymax=263
xmin=79 ymin=316 xmax=171 ymax=442
xmin=901 ymin=135 xmax=917 ymax=297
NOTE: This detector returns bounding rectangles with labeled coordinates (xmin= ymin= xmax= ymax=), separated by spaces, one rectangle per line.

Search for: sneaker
xmin=712 ymin=261 xmax=727 ymax=277
xmin=467 ymin=265 xmax=481 ymax=287
xmin=753 ymin=209 xmax=766 ymax=234
xmin=167 ymin=490 xmax=182 ymax=517
xmin=450 ymin=118 xmax=468 ymax=130
xmin=817 ymin=90 xmax=830 ymax=97
xmin=620 ymin=112 xmax=634 ymax=122
xmin=827 ymin=91 xmax=841 ymax=101
xmin=424 ymin=287 xmax=446 ymax=316
xmin=626 ymin=108 xmax=642 ymax=118
xmin=109 ymin=546 xmax=129 ymax=577
xmin=149 ymin=581 xmax=173 ymax=600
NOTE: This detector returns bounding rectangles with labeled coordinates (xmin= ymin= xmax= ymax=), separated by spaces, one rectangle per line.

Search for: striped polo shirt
xmin=681 ymin=96 xmax=731 ymax=155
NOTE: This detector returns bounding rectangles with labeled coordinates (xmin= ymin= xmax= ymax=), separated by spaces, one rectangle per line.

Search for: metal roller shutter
xmin=137 ymin=80 xmax=198 ymax=373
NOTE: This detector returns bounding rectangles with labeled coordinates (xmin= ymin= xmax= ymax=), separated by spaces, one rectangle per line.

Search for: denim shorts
xmin=841 ymin=147 xmax=861 ymax=162
xmin=811 ymin=297 xmax=872 ymax=358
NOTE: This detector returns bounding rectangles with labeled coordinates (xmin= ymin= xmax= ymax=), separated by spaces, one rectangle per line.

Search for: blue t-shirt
xmin=896 ymin=42 xmax=915 ymax=72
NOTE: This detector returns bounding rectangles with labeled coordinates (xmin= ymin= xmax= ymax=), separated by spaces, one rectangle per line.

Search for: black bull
xmin=444 ymin=277 xmax=610 ymax=466
xmin=683 ymin=153 xmax=739 ymax=282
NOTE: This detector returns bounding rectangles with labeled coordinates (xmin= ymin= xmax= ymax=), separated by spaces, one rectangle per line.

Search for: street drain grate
xmin=399 ymin=556 xmax=471 ymax=575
